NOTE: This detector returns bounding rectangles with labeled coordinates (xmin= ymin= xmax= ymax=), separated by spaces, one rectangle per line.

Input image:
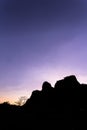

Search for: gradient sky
xmin=0 ymin=0 xmax=87 ymax=104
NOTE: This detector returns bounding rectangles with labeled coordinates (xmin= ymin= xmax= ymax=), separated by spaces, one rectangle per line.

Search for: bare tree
xmin=15 ymin=96 xmax=28 ymax=106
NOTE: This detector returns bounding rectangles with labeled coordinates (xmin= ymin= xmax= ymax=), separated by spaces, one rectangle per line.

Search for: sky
xmin=0 ymin=0 xmax=87 ymax=104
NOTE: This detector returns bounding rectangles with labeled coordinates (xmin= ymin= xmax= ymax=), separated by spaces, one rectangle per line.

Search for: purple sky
xmin=0 ymin=0 xmax=87 ymax=103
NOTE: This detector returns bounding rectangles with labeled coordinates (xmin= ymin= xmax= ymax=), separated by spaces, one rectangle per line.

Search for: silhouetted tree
xmin=15 ymin=96 xmax=27 ymax=106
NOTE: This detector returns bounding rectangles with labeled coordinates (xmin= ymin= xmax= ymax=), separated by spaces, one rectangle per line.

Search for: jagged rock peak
xmin=42 ymin=81 xmax=53 ymax=92
xmin=54 ymin=75 xmax=80 ymax=88
xmin=64 ymin=75 xmax=78 ymax=82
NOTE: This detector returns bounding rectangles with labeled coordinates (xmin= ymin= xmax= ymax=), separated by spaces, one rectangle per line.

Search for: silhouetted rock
xmin=42 ymin=81 xmax=53 ymax=91
xmin=1 ymin=75 xmax=87 ymax=129
xmin=55 ymin=75 xmax=80 ymax=88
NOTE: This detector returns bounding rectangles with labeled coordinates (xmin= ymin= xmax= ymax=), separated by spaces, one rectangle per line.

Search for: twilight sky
xmin=0 ymin=0 xmax=87 ymax=104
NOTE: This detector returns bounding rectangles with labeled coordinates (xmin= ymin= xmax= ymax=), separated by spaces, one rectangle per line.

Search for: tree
xmin=15 ymin=96 xmax=28 ymax=106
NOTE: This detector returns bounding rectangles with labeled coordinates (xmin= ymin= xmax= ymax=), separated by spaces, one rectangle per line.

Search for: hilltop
xmin=0 ymin=75 xmax=87 ymax=129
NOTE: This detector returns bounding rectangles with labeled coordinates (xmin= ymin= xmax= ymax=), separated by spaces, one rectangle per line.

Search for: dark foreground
xmin=0 ymin=75 xmax=87 ymax=129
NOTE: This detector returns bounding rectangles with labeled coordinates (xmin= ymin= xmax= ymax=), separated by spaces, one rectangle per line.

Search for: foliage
xmin=15 ymin=96 xmax=28 ymax=106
